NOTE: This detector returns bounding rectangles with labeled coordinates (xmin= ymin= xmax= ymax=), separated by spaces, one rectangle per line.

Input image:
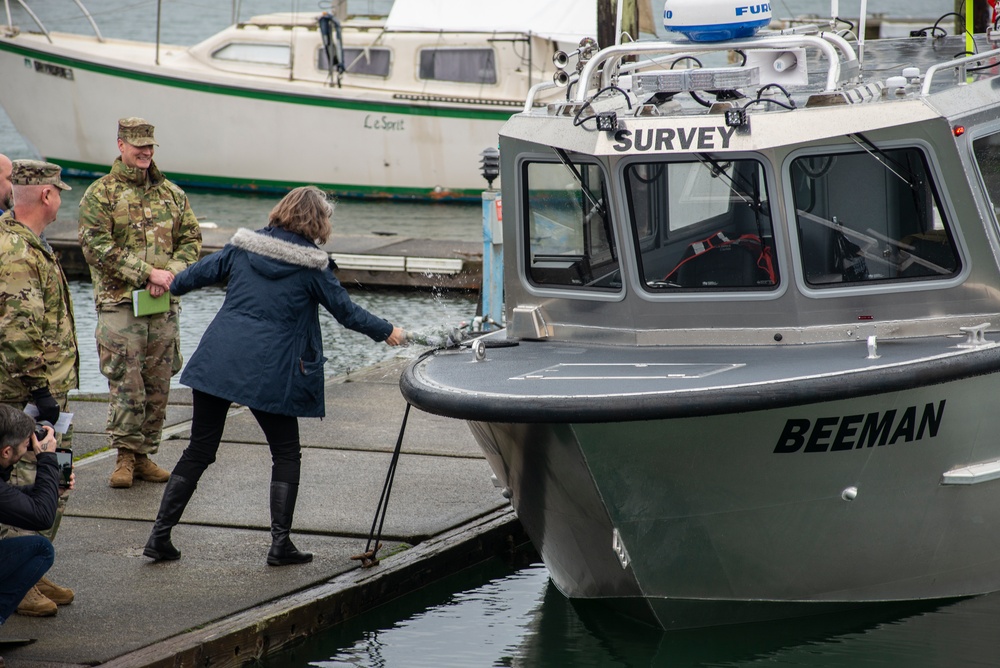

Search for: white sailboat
xmin=0 ymin=0 xmax=602 ymax=200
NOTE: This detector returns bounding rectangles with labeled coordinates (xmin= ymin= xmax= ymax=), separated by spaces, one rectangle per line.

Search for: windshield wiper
xmin=696 ymin=153 xmax=764 ymax=213
xmin=554 ymin=148 xmax=617 ymax=261
xmin=849 ymin=133 xmax=919 ymax=190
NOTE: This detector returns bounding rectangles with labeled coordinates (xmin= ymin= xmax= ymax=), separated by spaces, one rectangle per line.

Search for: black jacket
xmin=0 ymin=452 xmax=59 ymax=531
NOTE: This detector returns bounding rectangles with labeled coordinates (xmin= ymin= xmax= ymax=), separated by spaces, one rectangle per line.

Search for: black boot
xmin=267 ymin=481 xmax=313 ymax=566
xmin=143 ymin=475 xmax=197 ymax=561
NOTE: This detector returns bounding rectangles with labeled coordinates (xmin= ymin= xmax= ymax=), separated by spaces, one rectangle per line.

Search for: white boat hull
xmin=0 ymin=35 xmax=513 ymax=199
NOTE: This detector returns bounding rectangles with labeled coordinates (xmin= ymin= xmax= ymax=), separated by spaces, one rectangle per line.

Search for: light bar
xmin=631 ymin=66 xmax=760 ymax=95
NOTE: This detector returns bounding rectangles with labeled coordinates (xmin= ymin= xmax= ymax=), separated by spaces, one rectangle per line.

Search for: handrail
xmin=523 ymin=80 xmax=562 ymax=113
xmin=70 ymin=0 xmax=103 ymax=42
xmin=8 ymin=0 xmax=51 ymax=43
xmin=818 ymin=30 xmax=858 ymax=67
xmin=4 ymin=0 xmax=104 ymax=42
xmin=921 ymin=47 xmax=1000 ymax=95
xmin=575 ymin=34 xmax=850 ymax=103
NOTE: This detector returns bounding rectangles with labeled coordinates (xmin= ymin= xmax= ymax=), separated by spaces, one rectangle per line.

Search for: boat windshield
xmin=625 ymin=158 xmax=779 ymax=291
xmin=790 ymin=146 xmax=960 ymax=286
xmin=523 ymin=159 xmax=620 ymax=291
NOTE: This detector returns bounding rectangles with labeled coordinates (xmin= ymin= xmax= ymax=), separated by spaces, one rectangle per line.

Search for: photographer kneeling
xmin=0 ymin=404 xmax=64 ymax=626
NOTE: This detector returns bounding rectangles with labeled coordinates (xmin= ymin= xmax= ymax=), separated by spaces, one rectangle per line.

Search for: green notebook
xmin=132 ymin=289 xmax=170 ymax=317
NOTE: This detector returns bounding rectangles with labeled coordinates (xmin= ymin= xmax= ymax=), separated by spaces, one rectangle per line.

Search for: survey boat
xmin=401 ymin=1 xmax=1000 ymax=628
xmin=0 ymin=0 xmax=607 ymax=200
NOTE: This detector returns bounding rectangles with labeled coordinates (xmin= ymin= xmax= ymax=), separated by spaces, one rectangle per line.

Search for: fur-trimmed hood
xmin=231 ymin=227 xmax=330 ymax=279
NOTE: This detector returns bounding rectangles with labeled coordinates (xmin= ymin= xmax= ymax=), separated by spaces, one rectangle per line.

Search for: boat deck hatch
xmin=513 ymin=363 xmax=744 ymax=381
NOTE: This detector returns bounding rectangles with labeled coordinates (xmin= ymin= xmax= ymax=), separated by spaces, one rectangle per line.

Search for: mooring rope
xmin=351 ymin=401 xmax=411 ymax=568
xmin=350 ymin=329 xmax=504 ymax=569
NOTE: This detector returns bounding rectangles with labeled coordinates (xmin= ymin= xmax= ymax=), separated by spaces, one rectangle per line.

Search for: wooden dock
xmin=46 ymin=220 xmax=484 ymax=291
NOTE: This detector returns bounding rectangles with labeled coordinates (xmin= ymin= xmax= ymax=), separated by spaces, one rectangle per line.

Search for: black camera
xmin=33 ymin=420 xmax=52 ymax=443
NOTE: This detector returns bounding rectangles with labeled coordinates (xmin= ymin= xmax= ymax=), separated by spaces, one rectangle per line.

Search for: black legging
xmin=171 ymin=389 xmax=302 ymax=485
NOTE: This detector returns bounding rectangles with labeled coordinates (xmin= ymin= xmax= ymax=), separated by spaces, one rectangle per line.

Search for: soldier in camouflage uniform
xmin=79 ymin=118 xmax=202 ymax=489
xmin=0 ymin=153 xmax=13 ymax=212
xmin=0 ymin=160 xmax=79 ymax=616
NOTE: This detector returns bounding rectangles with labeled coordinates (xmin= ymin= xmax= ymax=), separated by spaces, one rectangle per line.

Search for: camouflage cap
xmin=117 ymin=117 xmax=158 ymax=147
xmin=10 ymin=159 xmax=72 ymax=191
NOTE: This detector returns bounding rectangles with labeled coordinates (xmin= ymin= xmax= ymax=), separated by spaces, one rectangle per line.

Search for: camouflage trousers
xmin=0 ymin=394 xmax=73 ymax=541
xmin=96 ymin=302 xmax=181 ymax=455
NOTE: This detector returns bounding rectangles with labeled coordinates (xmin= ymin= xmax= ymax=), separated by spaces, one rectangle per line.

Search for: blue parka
xmin=170 ymin=226 xmax=393 ymax=417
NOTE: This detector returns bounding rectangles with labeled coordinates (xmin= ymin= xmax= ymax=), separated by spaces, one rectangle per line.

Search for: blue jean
xmin=0 ymin=535 xmax=54 ymax=623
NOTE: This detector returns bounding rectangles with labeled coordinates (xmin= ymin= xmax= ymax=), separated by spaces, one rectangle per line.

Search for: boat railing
xmin=523 ymin=80 xmax=563 ymax=113
xmin=921 ymin=47 xmax=1000 ymax=95
xmin=573 ymin=33 xmax=859 ymax=104
xmin=3 ymin=0 xmax=104 ymax=42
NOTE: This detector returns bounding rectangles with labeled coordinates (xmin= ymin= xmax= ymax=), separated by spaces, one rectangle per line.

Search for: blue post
xmin=481 ymin=191 xmax=503 ymax=331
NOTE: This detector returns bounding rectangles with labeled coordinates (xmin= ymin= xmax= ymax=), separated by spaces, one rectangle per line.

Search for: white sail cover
xmin=384 ymin=0 xmax=597 ymax=42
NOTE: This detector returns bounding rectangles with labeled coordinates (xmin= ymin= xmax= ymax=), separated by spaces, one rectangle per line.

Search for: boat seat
xmin=675 ymin=243 xmax=758 ymax=288
xmin=898 ymin=230 xmax=958 ymax=278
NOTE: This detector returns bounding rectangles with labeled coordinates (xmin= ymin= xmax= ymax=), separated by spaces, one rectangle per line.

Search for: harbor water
xmin=3 ymin=1 xmax=994 ymax=666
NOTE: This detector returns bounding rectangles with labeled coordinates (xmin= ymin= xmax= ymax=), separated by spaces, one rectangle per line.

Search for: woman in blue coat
xmin=143 ymin=186 xmax=405 ymax=566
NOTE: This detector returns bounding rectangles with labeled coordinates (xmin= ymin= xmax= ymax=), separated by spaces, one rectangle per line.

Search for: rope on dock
xmin=351 ymin=402 xmax=411 ymax=568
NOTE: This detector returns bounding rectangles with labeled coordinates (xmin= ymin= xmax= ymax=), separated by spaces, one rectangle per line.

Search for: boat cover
xmin=384 ymin=0 xmax=597 ymax=42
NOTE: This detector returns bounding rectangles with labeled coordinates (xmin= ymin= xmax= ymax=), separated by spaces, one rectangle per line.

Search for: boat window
xmin=212 ymin=42 xmax=290 ymax=67
xmin=317 ymin=47 xmax=391 ymax=77
xmin=972 ymin=132 xmax=1000 ymax=222
xmin=523 ymin=160 xmax=620 ymax=290
xmin=790 ymin=147 xmax=959 ymax=286
xmin=625 ymin=158 xmax=779 ymax=291
xmin=418 ymin=48 xmax=497 ymax=84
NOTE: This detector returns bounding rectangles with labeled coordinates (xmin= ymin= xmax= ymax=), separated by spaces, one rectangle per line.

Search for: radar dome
xmin=663 ymin=0 xmax=772 ymax=42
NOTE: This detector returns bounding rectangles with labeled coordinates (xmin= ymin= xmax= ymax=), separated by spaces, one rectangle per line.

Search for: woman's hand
xmin=385 ymin=327 xmax=407 ymax=346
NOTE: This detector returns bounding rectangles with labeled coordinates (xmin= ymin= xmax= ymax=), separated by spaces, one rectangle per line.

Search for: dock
xmin=44 ymin=218 xmax=484 ymax=291
xmin=0 ymin=357 xmax=524 ymax=665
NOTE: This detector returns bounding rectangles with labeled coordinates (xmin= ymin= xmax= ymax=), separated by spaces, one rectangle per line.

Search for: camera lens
xmin=33 ymin=421 xmax=51 ymax=441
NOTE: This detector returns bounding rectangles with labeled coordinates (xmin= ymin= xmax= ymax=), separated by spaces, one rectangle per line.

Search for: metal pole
xmin=155 ymin=0 xmax=162 ymax=65
xmin=5 ymin=0 xmax=12 ymax=30
xmin=481 ymin=191 xmax=503 ymax=331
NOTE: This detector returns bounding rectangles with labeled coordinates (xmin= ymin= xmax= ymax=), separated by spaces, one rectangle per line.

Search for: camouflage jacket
xmin=0 ymin=212 xmax=80 ymax=400
xmin=78 ymin=158 xmax=202 ymax=306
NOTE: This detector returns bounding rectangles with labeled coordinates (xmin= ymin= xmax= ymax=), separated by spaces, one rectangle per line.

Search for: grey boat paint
xmin=404 ymin=27 xmax=1000 ymax=629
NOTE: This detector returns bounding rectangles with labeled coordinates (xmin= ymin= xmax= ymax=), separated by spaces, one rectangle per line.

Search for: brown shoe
xmin=109 ymin=449 xmax=135 ymax=488
xmin=35 ymin=575 xmax=74 ymax=605
xmin=16 ymin=586 xmax=57 ymax=617
xmin=134 ymin=454 xmax=170 ymax=483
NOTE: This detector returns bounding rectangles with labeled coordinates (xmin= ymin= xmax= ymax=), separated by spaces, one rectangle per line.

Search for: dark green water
xmin=261 ymin=550 xmax=1000 ymax=667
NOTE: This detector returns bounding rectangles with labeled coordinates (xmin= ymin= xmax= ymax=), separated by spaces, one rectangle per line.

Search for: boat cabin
xmin=186 ymin=12 xmax=572 ymax=106
xmin=502 ymin=32 xmax=1000 ymax=346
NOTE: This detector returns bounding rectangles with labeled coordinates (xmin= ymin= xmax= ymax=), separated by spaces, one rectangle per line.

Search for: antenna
xmin=858 ymin=0 xmax=868 ymax=68
xmin=615 ymin=0 xmax=624 ymax=45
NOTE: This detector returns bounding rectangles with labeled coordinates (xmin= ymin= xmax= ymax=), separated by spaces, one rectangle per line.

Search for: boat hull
xmin=466 ymin=373 xmax=1000 ymax=629
xmin=0 ymin=39 xmax=510 ymax=200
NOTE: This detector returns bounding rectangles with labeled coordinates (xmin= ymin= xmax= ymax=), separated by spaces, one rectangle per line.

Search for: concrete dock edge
xmin=98 ymin=507 xmax=525 ymax=667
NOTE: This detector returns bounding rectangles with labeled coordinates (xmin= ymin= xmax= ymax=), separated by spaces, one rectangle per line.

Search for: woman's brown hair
xmin=268 ymin=186 xmax=334 ymax=244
